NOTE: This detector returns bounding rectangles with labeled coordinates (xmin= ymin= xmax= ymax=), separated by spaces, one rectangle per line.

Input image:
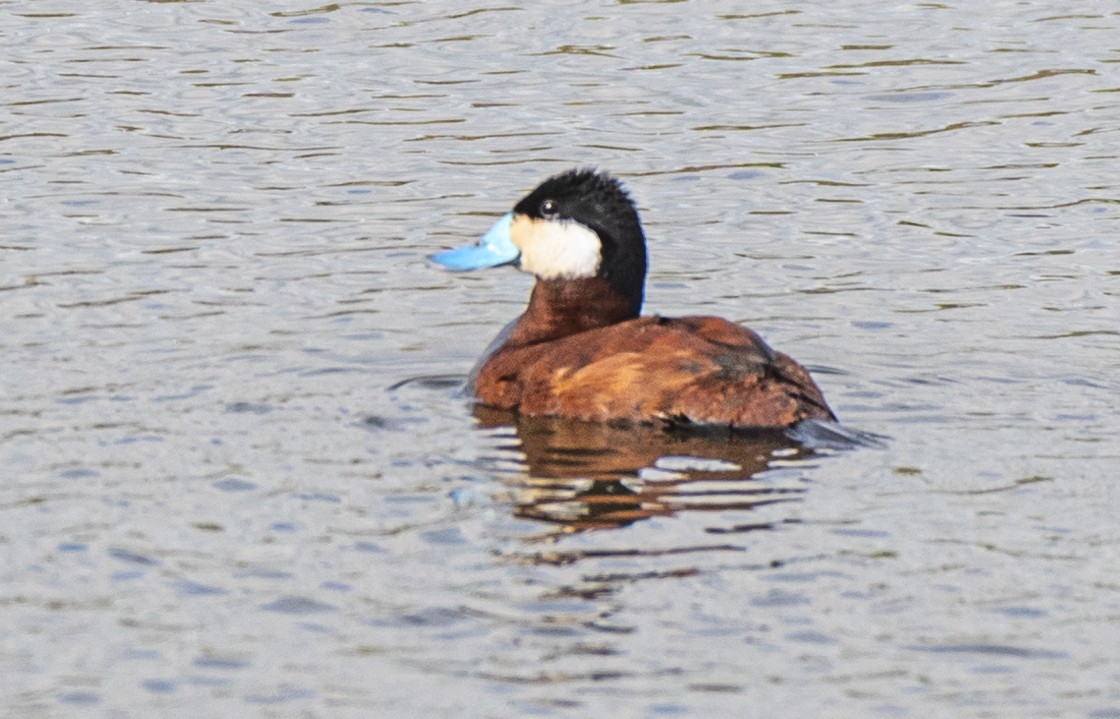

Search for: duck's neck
xmin=504 ymin=277 xmax=640 ymax=348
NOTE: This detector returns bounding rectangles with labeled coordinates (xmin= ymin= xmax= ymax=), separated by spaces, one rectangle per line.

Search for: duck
xmin=429 ymin=168 xmax=836 ymax=430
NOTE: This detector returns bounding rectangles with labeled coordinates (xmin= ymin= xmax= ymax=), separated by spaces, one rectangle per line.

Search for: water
xmin=2 ymin=1 xmax=1118 ymax=717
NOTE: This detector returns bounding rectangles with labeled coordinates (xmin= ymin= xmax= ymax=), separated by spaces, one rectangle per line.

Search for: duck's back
xmin=471 ymin=315 xmax=835 ymax=429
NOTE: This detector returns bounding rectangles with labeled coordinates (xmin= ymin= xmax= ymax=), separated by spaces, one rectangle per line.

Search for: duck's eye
xmin=539 ymin=199 xmax=559 ymax=219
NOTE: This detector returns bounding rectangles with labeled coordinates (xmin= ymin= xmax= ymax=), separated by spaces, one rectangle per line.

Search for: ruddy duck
xmin=430 ymin=169 xmax=835 ymax=430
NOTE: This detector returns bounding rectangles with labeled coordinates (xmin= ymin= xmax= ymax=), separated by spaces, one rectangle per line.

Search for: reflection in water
xmin=474 ymin=406 xmax=818 ymax=538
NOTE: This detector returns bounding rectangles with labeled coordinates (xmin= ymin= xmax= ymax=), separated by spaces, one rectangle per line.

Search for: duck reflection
xmin=474 ymin=406 xmax=818 ymax=535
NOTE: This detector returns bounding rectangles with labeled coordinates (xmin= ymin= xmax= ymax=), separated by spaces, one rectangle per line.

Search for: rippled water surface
xmin=3 ymin=1 xmax=1118 ymax=717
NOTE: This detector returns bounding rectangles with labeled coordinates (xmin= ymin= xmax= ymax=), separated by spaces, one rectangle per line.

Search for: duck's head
xmin=430 ymin=169 xmax=648 ymax=314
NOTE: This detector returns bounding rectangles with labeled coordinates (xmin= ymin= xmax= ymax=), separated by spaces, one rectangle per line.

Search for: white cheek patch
xmin=511 ymin=215 xmax=602 ymax=279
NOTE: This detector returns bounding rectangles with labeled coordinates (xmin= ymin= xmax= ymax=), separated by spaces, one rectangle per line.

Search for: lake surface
xmin=2 ymin=1 xmax=1118 ymax=717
